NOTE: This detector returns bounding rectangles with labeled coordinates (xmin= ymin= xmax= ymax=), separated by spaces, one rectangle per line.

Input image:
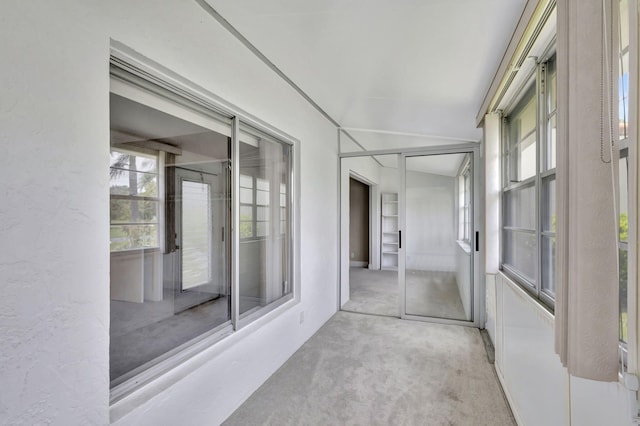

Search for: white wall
xmin=405 ymin=170 xmax=456 ymax=272
xmin=111 ymin=251 xmax=163 ymax=303
xmin=487 ymin=273 xmax=633 ymax=426
xmin=0 ymin=1 xmax=339 ymax=424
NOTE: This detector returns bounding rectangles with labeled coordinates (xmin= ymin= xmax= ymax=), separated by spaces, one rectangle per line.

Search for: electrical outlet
xmin=299 ymin=311 xmax=305 ymax=324
xmin=351 ymin=252 xmax=355 ymax=259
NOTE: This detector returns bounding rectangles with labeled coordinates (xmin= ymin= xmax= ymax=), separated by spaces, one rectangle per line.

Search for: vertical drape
xmin=555 ymin=0 xmax=620 ymax=381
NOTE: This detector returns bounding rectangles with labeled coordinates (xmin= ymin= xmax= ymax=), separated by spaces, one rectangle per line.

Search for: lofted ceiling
xmin=204 ymin=0 xmax=528 ymax=153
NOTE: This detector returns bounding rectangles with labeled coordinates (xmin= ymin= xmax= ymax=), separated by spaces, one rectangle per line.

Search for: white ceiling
xmin=205 ymin=0 xmax=527 ymax=149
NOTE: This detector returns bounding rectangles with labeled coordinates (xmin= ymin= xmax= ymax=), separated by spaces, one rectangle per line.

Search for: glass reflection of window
xmin=109 ymin=150 xmax=159 ymax=251
xmin=618 ymin=0 xmax=630 ymax=351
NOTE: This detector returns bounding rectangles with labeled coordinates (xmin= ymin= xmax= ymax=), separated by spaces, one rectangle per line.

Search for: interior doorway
xmin=349 ymin=177 xmax=370 ymax=268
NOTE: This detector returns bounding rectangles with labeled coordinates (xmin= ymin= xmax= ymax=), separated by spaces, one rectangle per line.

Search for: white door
xmin=176 ymin=168 xmax=222 ymax=292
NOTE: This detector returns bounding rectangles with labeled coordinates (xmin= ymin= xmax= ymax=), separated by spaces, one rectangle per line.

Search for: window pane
xmin=620 ymin=155 xmax=629 ymax=242
xmin=256 ymin=221 xmax=269 ymax=237
xmin=508 ymin=85 xmax=537 ymax=183
xmin=240 ymin=205 xmax=253 ymax=221
xmin=547 ymin=57 xmax=557 ymax=113
xmin=541 ymin=236 xmax=556 ymax=296
xmin=503 ymin=185 xmax=535 ymax=229
xmin=240 ymin=174 xmax=253 ymax=188
xmin=503 ymin=230 xmax=537 ymax=284
xmin=620 ymin=51 xmax=630 ymax=140
xmin=110 ymin=224 xmax=158 ymax=251
xmin=257 ymin=206 xmax=269 ymax=221
xmin=620 ymin=248 xmax=628 ymax=342
xmin=240 ymin=187 xmax=253 ymax=204
xmin=109 ymin=90 xmax=231 ymax=384
xmin=239 ymin=125 xmax=291 ymax=316
xmin=256 ymin=189 xmax=269 ymax=206
xmin=110 ymin=170 xmax=158 ymax=197
xmin=240 ymin=221 xmax=254 ymax=238
xmin=256 ymin=178 xmax=269 ymax=191
xmin=542 ymin=177 xmax=556 ymax=232
xmin=546 ymin=114 xmax=556 ymax=170
xmin=110 ymin=199 xmax=158 ymax=224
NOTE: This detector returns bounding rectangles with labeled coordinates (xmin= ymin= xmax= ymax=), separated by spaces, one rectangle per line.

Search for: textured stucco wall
xmin=0 ymin=1 xmax=339 ymax=424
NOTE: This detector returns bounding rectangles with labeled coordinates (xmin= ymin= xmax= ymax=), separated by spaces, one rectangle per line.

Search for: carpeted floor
xmin=343 ymin=268 xmax=467 ymax=320
xmin=343 ymin=268 xmax=399 ymax=317
xmin=110 ymin=290 xmax=261 ymax=381
xmin=224 ymin=311 xmax=515 ymax=426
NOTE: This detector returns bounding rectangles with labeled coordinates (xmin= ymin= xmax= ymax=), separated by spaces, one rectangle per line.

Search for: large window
xmin=109 ymin=61 xmax=295 ymax=398
xmin=502 ymin=53 xmax=557 ymax=309
xmin=618 ymin=0 xmax=630 ymax=358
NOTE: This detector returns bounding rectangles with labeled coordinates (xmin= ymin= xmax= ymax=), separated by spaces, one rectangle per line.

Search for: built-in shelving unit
xmin=381 ymin=193 xmax=399 ymax=270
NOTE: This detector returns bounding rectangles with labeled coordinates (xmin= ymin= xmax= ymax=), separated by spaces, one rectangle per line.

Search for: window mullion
xmin=536 ymin=60 xmax=544 ymax=299
xmin=231 ymin=116 xmax=240 ymax=331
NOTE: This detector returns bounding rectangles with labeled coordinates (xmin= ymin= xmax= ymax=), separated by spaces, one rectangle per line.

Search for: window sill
xmin=110 ymin=247 xmax=160 ymax=257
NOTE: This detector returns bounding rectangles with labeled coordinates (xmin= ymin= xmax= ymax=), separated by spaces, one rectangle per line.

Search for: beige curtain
xmin=555 ymin=0 xmax=620 ymax=381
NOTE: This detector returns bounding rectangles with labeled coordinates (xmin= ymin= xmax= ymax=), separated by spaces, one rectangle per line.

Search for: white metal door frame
xmin=398 ymin=144 xmax=482 ymax=328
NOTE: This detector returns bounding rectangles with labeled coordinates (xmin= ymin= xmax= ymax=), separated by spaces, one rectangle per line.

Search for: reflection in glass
xmin=503 ymin=184 xmax=535 ymax=229
xmin=503 ymin=230 xmax=537 ymax=284
xmin=620 ymin=248 xmax=628 ymax=342
xmin=404 ymin=153 xmax=473 ymax=321
xmin=238 ymin=124 xmax=291 ymax=316
xmin=109 ymin=92 xmax=231 ymax=384
xmin=541 ymin=236 xmax=556 ymax=296
xmin=542 ymin=177 xmax=556 ymax=232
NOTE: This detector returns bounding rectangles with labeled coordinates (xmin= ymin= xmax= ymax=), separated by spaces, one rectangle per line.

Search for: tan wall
xmin=349 ymin=178 xmax=369 ymax=263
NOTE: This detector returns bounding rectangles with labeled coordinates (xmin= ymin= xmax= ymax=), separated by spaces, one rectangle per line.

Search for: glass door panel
xmin=401 ymin=152 xmax=474 ymax=322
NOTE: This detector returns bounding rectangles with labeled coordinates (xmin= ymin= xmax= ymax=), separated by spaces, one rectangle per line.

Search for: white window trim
xmin=500 ymin=47 xmax=557 ymax=311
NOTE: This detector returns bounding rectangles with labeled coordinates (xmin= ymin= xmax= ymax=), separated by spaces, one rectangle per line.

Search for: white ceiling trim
xmin=339 ymin=127 xmax=479 ymax=143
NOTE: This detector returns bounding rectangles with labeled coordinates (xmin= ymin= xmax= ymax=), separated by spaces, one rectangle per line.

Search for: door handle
xmin=399 ymin=230 xmax=402 ymax=249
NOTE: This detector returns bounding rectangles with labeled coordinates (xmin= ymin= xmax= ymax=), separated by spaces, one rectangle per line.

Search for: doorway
xmin=399 ymin=151 xmax=476 ymax=324
xmin=174 ymin=167 xmax=228 ymax=313
xmin=339 ymin=145 xmax=480 ymax=327
xmin=349 ymin=177 xmax=370 ymax=268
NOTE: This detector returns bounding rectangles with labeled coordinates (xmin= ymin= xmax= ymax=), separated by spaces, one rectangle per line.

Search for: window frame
xmin=109 ymin=50 xmax=299 ymax=405
xmin=501 ymin=50 xmax=557 ymax=310
xmin=457 ymin=156 xmax=472 ymax=245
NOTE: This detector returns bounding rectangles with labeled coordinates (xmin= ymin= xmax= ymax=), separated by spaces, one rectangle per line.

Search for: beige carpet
xmin=344 ymin=268 xmax=467 ymax=321
xmin=224 ymin=311 xmax=515 ymax=426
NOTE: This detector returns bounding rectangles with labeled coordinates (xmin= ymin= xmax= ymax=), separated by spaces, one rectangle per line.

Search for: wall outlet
xmin=351 ymin=252 xmax=355 ymax=259
xmin=299 ymin=311 xmax=305 ymax=324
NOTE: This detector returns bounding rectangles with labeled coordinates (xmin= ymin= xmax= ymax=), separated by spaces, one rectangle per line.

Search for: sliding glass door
xmin=399 ymin=149 xmax=478 ymax=324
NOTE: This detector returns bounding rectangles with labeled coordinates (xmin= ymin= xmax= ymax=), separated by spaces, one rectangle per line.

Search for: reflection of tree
xmin=110 ymin=153 xmax=158 ymax=250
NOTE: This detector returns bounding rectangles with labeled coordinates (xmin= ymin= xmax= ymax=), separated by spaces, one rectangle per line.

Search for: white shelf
xmin=381 ymin=192 xmax=399 ymax=270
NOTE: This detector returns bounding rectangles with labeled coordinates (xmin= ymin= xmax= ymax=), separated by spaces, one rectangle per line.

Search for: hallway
xmin=224 ymin=311 xmax=515 ymax=425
